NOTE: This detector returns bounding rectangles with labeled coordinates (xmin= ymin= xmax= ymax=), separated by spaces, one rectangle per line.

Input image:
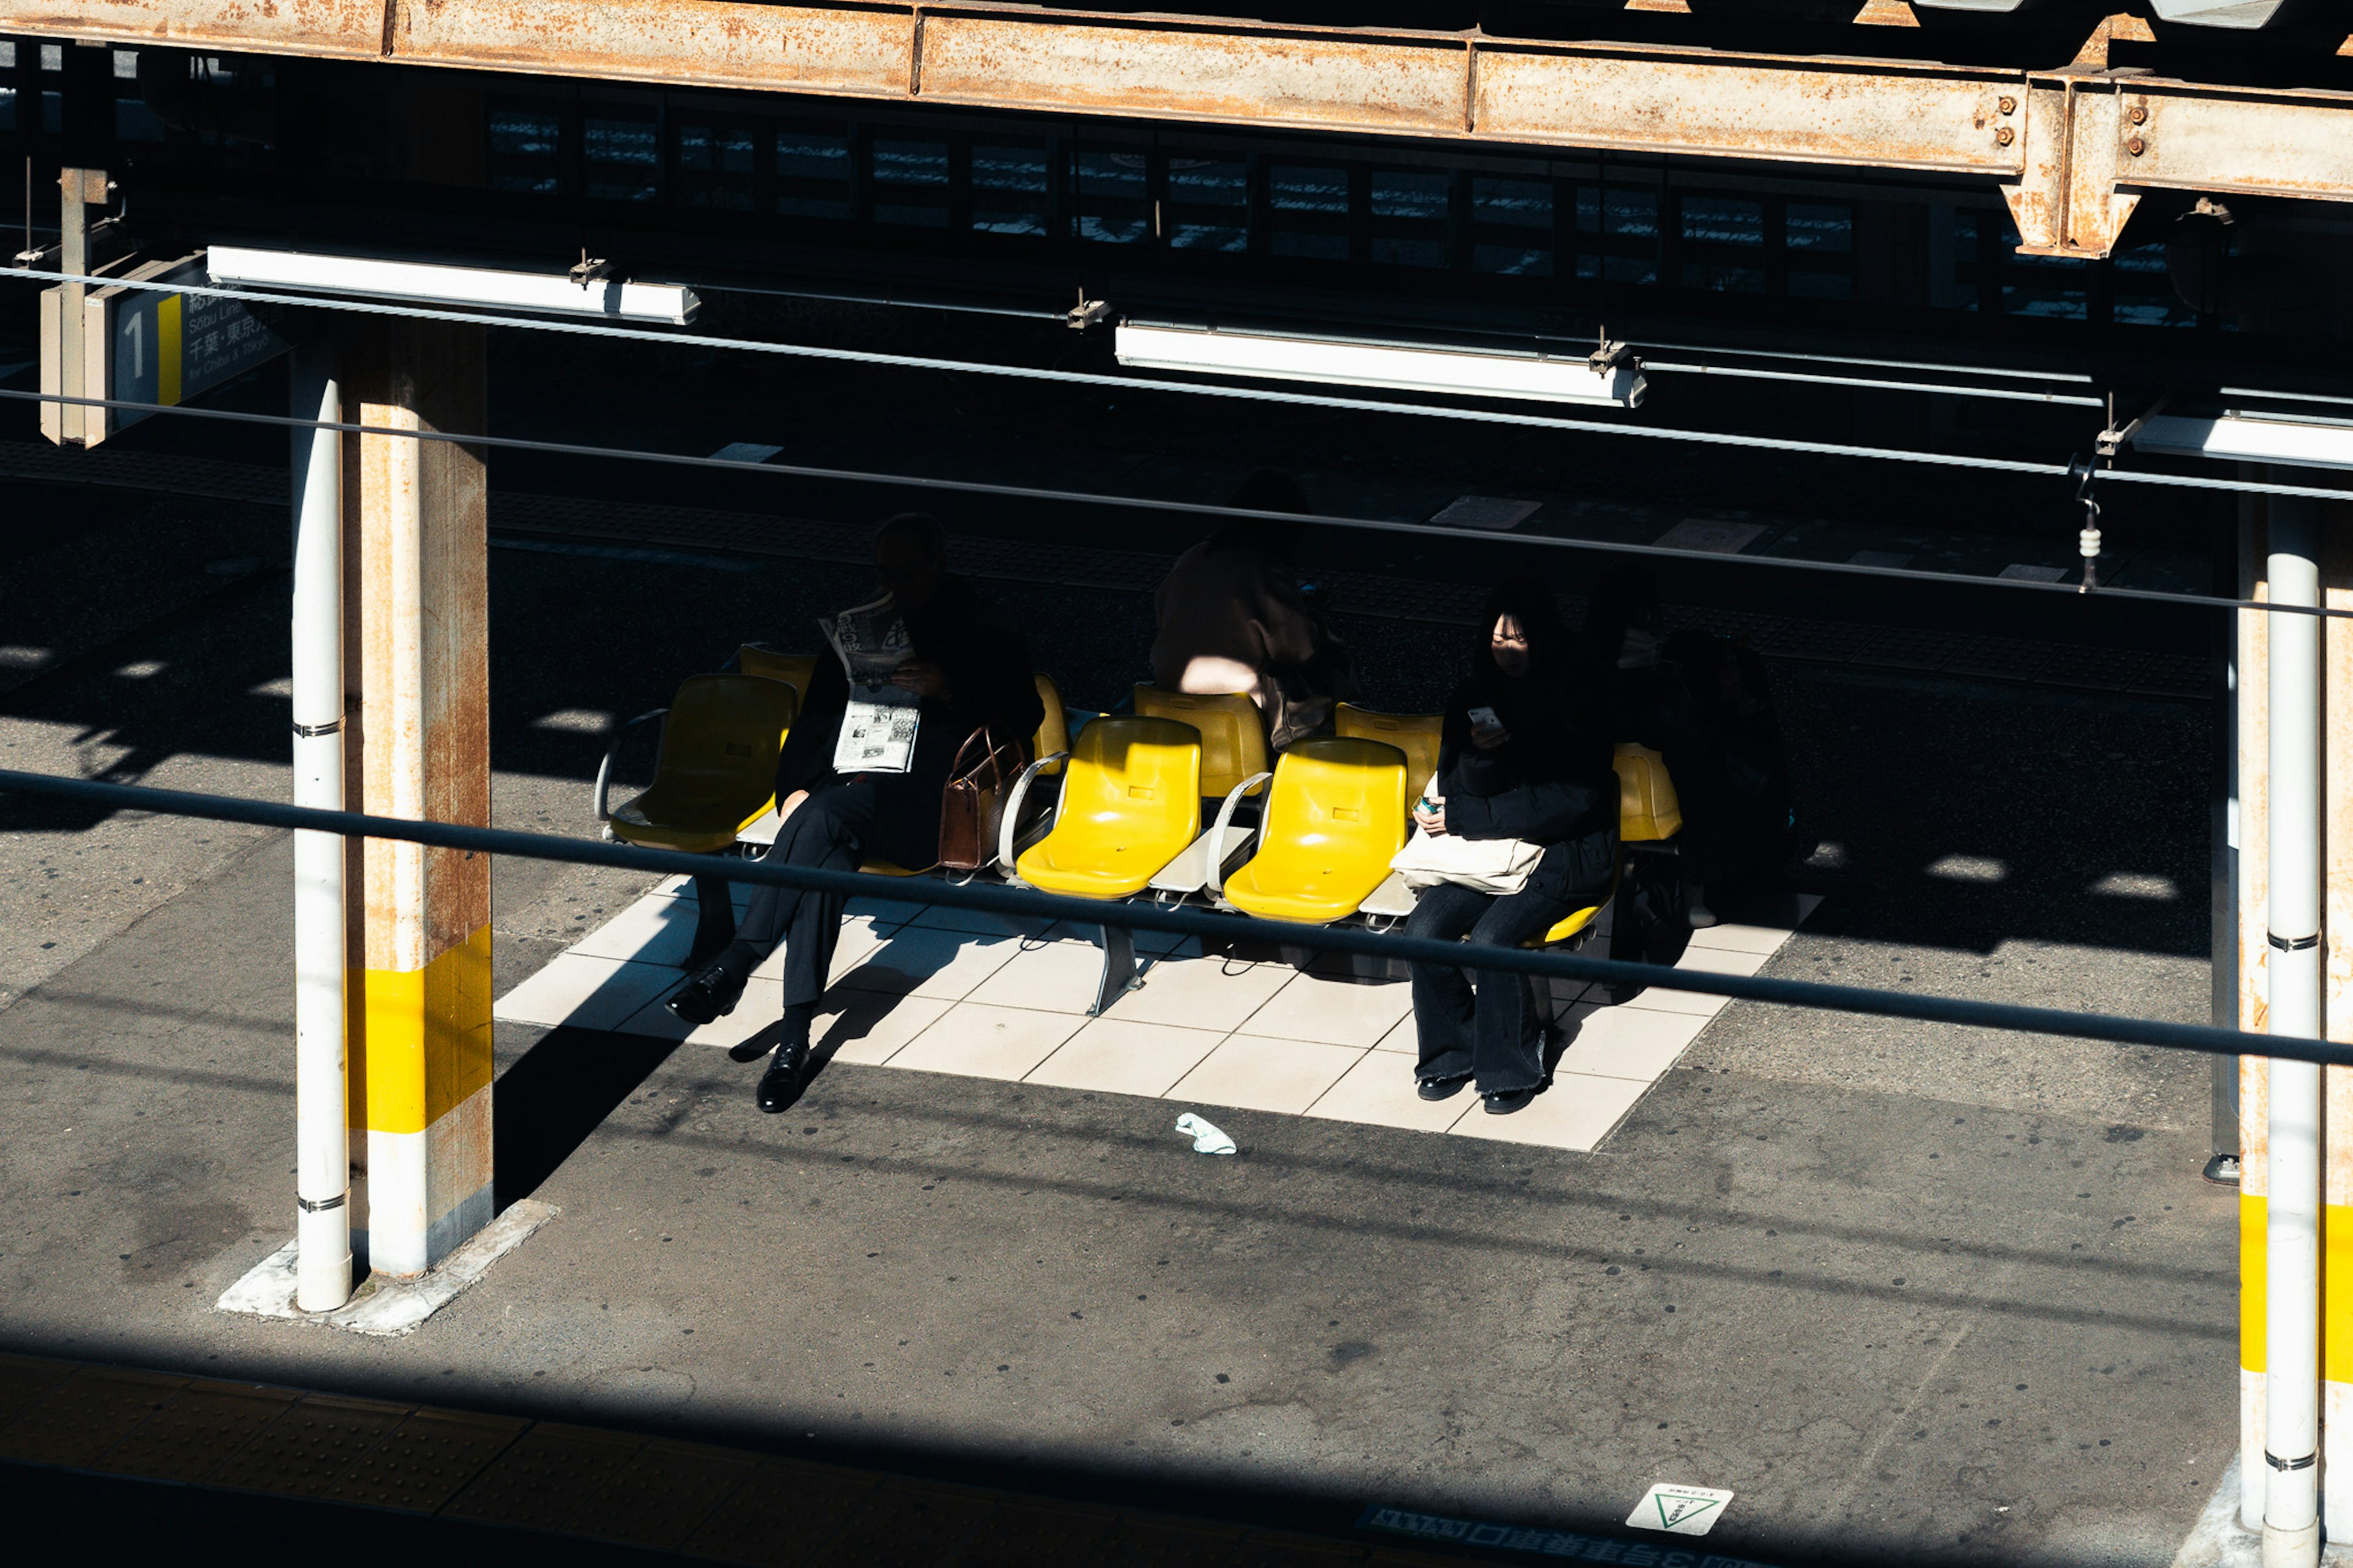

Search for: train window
xmin=41 ymin=91 xmax=59 ymax=136
xmin=488 ymin=107 xmax=563 ymax=195
xmin=1575 ymin=186 xmax=1659 ymax=285
xmin=1998 ymin=218 xmax=2088 ymax=321
xmin=1370 ymin=170 xmax=1447 ymax=267
xmin=2111 ymin=240 xmax=2196 ymax=328
xmin=1270 ymin=164 xmax=1348 ymax=260
xmin=872 ymin=137 xmax=949 ymax=226
xmin=1678 ymin=192 xmax=1765 ymax=293
xmin=1786 ymin=202 xmax=1851 ymax=254
xmin=1075 ymin=150 xmax=1149 ymax=244
xmin=1471 ymin=178 xmax=1552 ymax=276
xmin=776 ymin=126 xmax=852 ymax=219
xmin=39 ymin=44 xmax=60 ymax=71
xmin=584 ymin=113 xmax=661 ymax=203
xmin=677 ymin=122 xmax=756 ymax=211
xmin=1167 ymin=158 xmax=1246 ymax=252
xmin=973 ymin=142 xmax=1051 ymax=236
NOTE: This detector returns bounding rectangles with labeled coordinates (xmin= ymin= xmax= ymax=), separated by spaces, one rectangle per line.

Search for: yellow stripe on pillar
xmin=347 ymin=925 xmax=493 ymax=1136
xmin=157 ymin=294 xmax=181 ymax=407
xmin=2238 ymin=1194 xmax=2353 ymax=1379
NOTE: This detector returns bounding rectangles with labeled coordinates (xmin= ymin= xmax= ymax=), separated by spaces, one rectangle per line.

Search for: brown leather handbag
xmin=938 ymin=727 xmax=1025 ymax=871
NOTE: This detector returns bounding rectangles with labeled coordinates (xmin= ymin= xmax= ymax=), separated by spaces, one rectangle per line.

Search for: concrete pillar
xmin=341 ymin=320 xmax=493 ymax=1279
xmin=2237 ymin=481 xmax=2353 ymax=1536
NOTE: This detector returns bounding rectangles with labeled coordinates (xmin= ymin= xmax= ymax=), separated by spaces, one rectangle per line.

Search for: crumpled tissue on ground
xmin=1175 ymin=1112 xmax=1237 ymax=1155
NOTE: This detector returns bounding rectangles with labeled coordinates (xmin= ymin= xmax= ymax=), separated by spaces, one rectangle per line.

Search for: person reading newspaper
xmin=668 ymin=513 xmax=1045 ymax=1112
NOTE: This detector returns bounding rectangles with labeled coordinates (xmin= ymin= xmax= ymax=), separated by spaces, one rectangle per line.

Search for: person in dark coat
xmin=667 ymin=513 xmax=1044 ymax=1111
xmin=1406 ymin=578 xmax=1618 ymax=1115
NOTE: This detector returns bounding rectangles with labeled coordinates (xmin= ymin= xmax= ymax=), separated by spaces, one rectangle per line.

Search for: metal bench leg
xmin=1091 ymin=923 xmax=1141 ymax=1016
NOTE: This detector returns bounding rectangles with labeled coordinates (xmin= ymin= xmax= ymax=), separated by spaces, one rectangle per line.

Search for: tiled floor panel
xmin=495 ymin=882 xmax=1819 ymax=1153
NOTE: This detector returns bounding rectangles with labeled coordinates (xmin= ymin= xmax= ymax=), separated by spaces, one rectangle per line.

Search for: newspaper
xmin=822 ymin=593 xmax=921 ymax=775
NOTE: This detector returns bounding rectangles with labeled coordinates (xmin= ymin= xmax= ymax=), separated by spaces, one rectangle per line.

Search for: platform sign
xmin=41 ymin=252 xmax=291 ymax=447
xmin=103 ymin=254 xmax=290 ymax=441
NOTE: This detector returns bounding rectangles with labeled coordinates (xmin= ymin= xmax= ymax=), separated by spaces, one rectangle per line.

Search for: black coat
xmin=1434 ymin=667 xmax=1618 ymax=905
xmin=777 ymin=576 xmax=1045 ymax=869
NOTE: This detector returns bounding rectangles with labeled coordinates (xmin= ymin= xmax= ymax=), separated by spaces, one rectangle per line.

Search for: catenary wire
xmin=6 ymin=264 xmax=2079 ymax=478
xmin=14 ymin=382 xmax=2353 ymax=624
xmin=21 ymin=265 xmax=2353 ymax=501
xmin=0 ymin=767 xmax=2333 ymax=1068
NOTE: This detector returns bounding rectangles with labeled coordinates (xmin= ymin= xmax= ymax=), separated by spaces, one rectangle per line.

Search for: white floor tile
xmin=494 ymin=953 xmax=683 ymax=1032
xmin=1373 ymin=1013 xmax=1420 ymax=1055
xmin=1099 ymin=952 xmax=1295 ymax=1033
xmin=1675 ymin=946 xmax=1769 ymax=978
xmin=1304 ymin=1049 xmax=1472 ymax=1133
xmin=615 ymin=975 xmax=786 ymax=1048
xmin=746 ymin=913 xmax=896 ymax=987
xmin=886 ymin=1003 xmax=1085 ymax=1081
xmin=847 ymin=895 xmax=925 ymax=925
xmin=569 ymin=895 xmax=703 ymax=966
xmin=1615 ymin=981 xmax=1730 ymax=1018
xmin=1025 ymin=1018 xmax=1226 ymax=1099
xmin=1553 ymin=1006 xmax=1707 ymax=1082
xmin=1448 ymin=1073 xmax=1653 ymax=1152
xmin=1686 ymin=922 xmax=1797 ymax=955
xmin=814 ymin=993 xmax=954 ymax=1066
xmin=832 ymin=925 xmax=1033 ymax=1002
xmin=1167 ymin=1036 xmax=1366 ymax=1116
xmin=1238 ymin=969 xmax=1413 ymax=1047
xmin=963 ymin=936 xmax=1128 ymax=1014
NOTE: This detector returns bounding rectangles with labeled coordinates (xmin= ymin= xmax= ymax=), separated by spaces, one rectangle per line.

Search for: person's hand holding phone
xmin=1467 ymin=704 xmax=1510 ymax=751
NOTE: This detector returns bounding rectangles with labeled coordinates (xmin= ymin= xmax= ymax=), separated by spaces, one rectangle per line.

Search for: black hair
xmin=1204 ymin=469 xmax=1309 ymax=560
xmin=1472 ymin=576 xmax=1566 ymax=681
xmin=874 ymin=511 xmax=949 ymax=562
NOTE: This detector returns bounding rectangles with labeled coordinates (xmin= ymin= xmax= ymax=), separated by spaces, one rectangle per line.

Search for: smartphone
xmin=1467 ymin=705 xmax=1501 ymax=731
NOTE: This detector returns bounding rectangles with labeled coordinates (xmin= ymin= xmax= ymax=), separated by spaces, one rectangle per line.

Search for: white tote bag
xmin=1389 ymin=828 xmax=1545 ymax=896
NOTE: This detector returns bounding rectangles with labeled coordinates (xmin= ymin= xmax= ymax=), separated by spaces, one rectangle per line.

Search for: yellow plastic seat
xmin=603 ymin=674 xmax=800 ymax=854
xmin=1032 ymin=673 xmax=1070 ymax=778
xmin=1133 ymin=686 xmax=1268 ymax=803
xmin=1537 ymin=898 xmax=1608 ymax=947
xmin=1335 ymin=704 xmax=1442 ymax=795
xmin=1614 ymin=743 xmax=1683 ymax=843
xmin=1219 ymin=738 xmax=1409 ymax=924
xmin=1015 ymin=718 xmax=1203 ymax=900
xmin=736 ymin=645 xmax=819 ymax=707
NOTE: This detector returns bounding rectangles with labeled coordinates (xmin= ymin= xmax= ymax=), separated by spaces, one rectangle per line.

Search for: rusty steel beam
xmin=9 ymin=0 xmax=2353 ymax=259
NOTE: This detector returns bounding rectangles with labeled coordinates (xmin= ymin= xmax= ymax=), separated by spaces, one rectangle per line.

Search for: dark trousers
xmin=1406 ymin=879 xmax=1580 ymax=1094
xmin=705 ymin=779 xmax=879 ymax=1010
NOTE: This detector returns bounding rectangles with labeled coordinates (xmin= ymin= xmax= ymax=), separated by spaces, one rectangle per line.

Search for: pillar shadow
xmin=493 ymin=1026 xmax=680 ymax=1205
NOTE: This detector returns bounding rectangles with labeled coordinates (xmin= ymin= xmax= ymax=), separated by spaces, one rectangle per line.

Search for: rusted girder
xmin=10 ymin=0 xmax=2353 ymax=259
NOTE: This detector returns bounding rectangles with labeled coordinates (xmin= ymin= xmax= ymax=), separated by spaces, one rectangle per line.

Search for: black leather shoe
xmin=1416 ymin=1074 xmax=1471 ymax=1102
xmin=1482 ymin=1086 xmax=1537 ymax=1115
xmin=667 ymin=964 xmax=746 ymax=1026
xmin=756 ymin=1040 xmax=813 ymax=1114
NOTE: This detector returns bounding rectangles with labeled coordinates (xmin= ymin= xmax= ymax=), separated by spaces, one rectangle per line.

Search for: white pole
xmin=2264 ymin=489 xmax=2324 ymax=1568
xmin=291 ymin=335 xmax=352 ymax=1313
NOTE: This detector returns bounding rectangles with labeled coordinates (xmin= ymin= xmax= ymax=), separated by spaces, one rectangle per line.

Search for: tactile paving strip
xmin=0 ymin=1365 xmax=188 ymax=1469
xmin=205 ymin=1393 xmax=408 ymax=1497
xmin=93 ymin=1379 xmax=298 ymax=1483
xmin=0 ymin=1353 xmax=1567 ymax=1566
xmin=320 ymin=1407 xmax=527 ymax=1513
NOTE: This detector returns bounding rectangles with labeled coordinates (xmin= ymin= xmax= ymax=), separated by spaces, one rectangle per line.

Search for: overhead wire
xmin=14 ymin=381 xmax=2353 ymax=624
xmin=18 ymin=263 xmax=2353 ymax=505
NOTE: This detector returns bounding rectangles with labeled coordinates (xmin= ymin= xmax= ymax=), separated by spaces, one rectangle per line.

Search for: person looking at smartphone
xmin=1404 ymin=578 xmax=1618 ymax=1115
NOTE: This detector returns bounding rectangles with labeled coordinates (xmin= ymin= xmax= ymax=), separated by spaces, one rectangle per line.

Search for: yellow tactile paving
xmin=206 ymin=1393 xmax=409 ymax=1496
xmin=0 ymin=1354 xmax=1486 ymax=1566
xmin=96 ymin=1379 xmax=299 ymax=1483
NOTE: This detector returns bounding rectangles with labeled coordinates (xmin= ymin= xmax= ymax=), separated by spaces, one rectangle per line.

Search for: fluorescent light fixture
xmin=1115 ymin=320 xmax=1646 ymax=409
xmin=2133 ymin=409 xmax=2353 ymax=472
xmin=206 ymin=246 xmax=699 ymax=325
xmin=2149 ymin=0 xmax=2296 ymax=28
